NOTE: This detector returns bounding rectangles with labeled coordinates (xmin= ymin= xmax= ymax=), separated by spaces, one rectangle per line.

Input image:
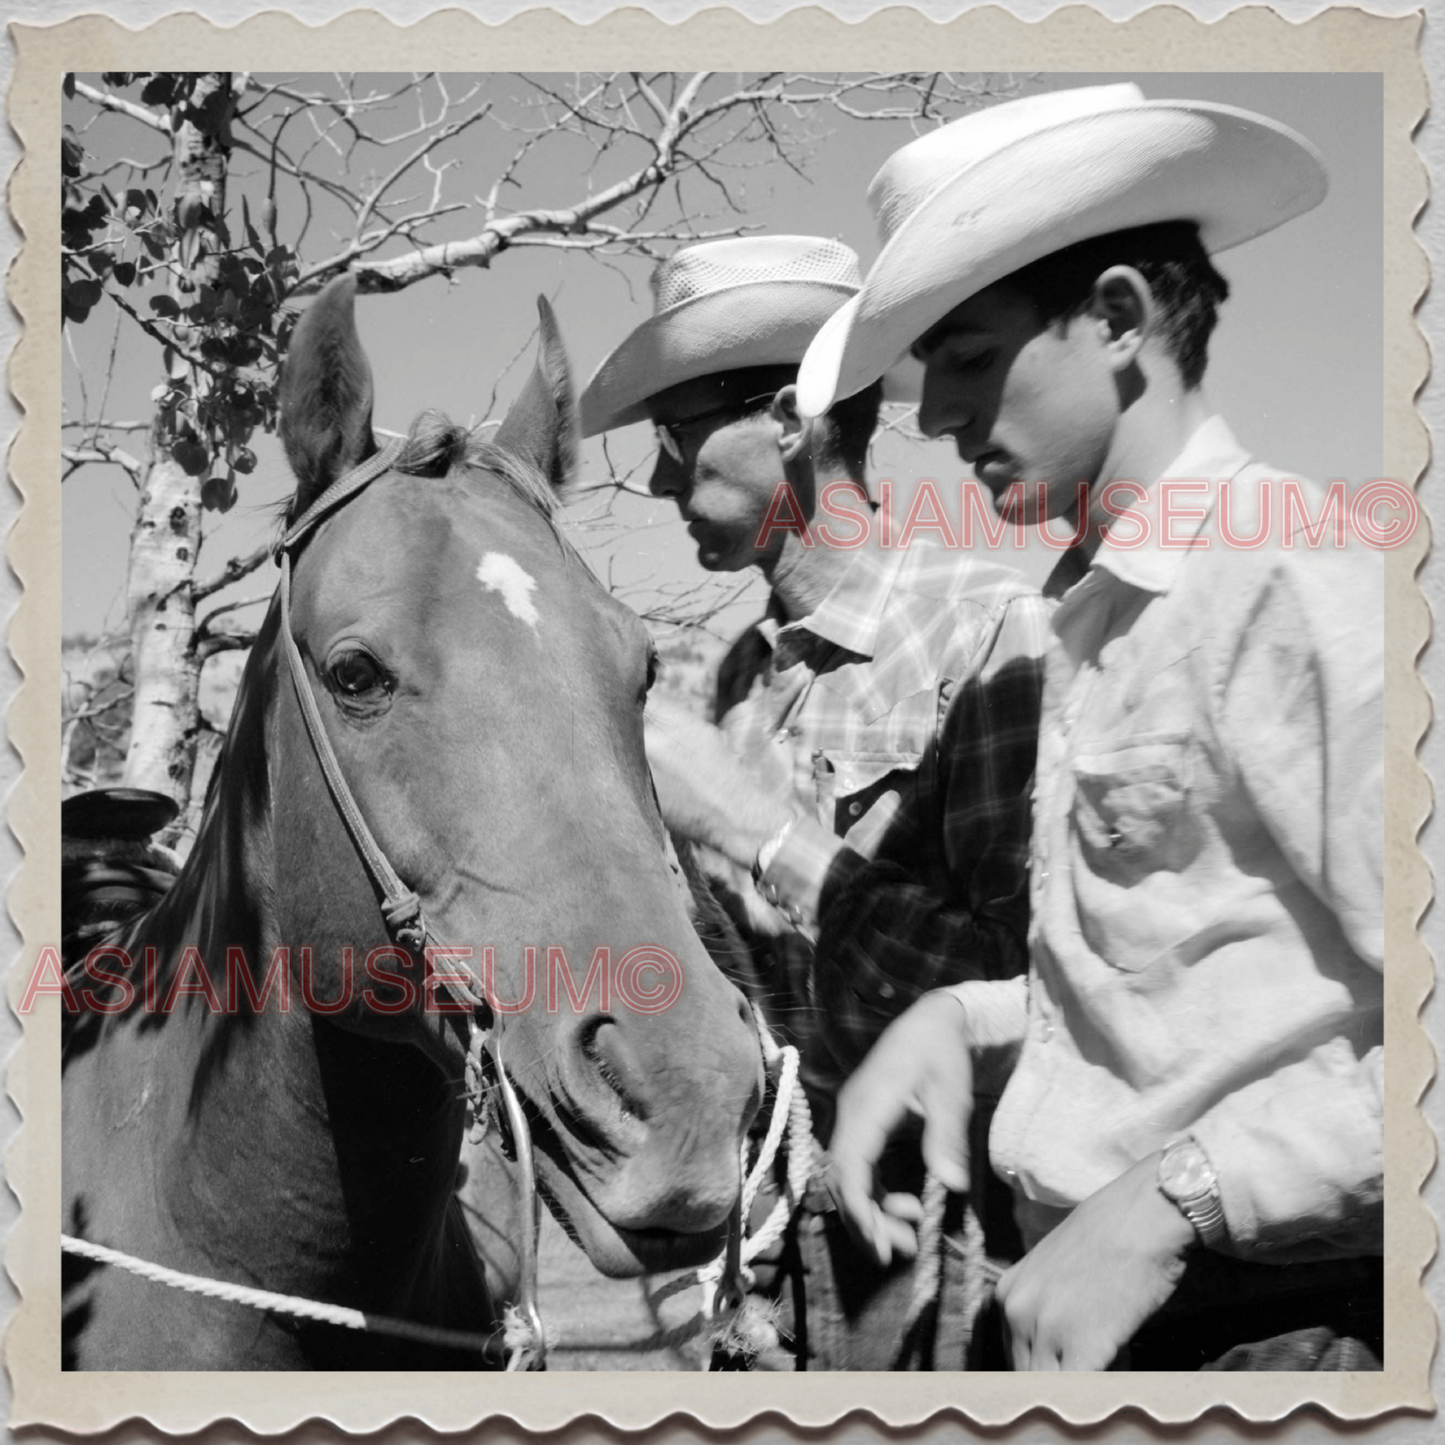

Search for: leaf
xmin=124 ymin=188 xmax=149 ymax=217
xmin=149 ymin=294 xmax=181 ymax=318
xmin=111 ymin=261 xmax=137 ymax=287
xmin=150 ymin=383 xmax=171 ymax=403
xmin=201 ymin=474 xmax=238 ymax=512
xmin=140 ymin=74 xmax=179 ymax=107
xmin=232 ymin=447 xmax=257 ymax=475
xmin=172 ymin=440 xmax=211 ymax=476
xmin=87 ymin=248 xmax=114 ymax=277
xmin=68 ymin=278 xmax=103 ymax=308
xmin=63 ymin=73 xmax=75 ymax=99
xmin=240 ymin=194 xmax=263 ymax=254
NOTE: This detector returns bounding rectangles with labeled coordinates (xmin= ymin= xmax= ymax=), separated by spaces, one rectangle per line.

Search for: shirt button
xmin=878 ymin=981 xmax=896 ymax=1000
xmin=848 ymin=800 xmax=863 ymax=817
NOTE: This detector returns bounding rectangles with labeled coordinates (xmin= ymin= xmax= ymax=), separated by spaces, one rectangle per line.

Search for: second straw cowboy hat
xmin=579 ymin=236 xmax=864 ymax=438
xmin=797 ymin=83 xmax=1329 ymax=417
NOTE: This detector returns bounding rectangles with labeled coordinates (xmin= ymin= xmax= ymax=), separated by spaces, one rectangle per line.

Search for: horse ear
xmin=493 ymin=296 xmax=577 ymax=492
xmin=278 ymin=274 xmax=377 ymax=513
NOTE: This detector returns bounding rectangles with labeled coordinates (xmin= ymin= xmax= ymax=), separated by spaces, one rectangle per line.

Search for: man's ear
xmin=770 ymin=384 xmax=813 ymax=465
xmin=1089 ymin=265 xmax=1153 ymax=373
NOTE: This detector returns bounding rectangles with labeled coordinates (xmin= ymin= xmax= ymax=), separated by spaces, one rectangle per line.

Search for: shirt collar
xmin=787 ymin=539 xmax=904 ymax=659
xmin=1050 ymin=414 xmax=1254 ymax=601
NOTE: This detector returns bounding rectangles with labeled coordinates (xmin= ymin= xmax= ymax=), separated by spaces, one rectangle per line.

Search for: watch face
xmin=1160 ymin=1143 xmax=1214 ymax=1200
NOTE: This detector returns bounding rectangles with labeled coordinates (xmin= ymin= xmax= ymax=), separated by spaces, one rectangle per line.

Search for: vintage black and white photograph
xmin=7 ymin=4 xmax=1431 ymax=1434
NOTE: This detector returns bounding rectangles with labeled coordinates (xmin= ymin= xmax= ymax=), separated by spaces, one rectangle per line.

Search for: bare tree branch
xmin=193 ymin=543 xmax=271 ymax=601
xmin=71 ymin=79 xmax=170 ymax=134
xmin=195 ymin=631 xmax=258 ymax=662
xmin=62 ymin=442 xmax=143 ymax=481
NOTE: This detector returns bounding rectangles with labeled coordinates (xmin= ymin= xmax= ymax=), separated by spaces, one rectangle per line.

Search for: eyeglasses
xmin=652 ymin=393 xmax=778 ymax=465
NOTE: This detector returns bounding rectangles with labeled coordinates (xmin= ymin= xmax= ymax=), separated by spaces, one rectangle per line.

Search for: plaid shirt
xmin=712 ymin=538 xmax=1051 ymax=1114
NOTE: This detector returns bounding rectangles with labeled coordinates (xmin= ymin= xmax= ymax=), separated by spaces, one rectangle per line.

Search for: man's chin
xmin=692 ymin=544 xmax=747 ymax=573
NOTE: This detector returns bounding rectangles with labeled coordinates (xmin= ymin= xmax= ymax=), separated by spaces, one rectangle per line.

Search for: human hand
xmin=995 ymin=1153 xmax=1195 ymax=1370
xmin=828 ymin=990 xmax=974 ymax=1267
xmin=644 ymin=698 xmax=791 ymax=867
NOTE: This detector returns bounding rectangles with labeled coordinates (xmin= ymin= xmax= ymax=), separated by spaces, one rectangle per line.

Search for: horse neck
xmin=90 ymin=613 xmax=468 ymax=1309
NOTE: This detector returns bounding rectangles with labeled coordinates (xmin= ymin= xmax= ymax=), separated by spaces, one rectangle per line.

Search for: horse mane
xmin=393 ymin=410 xmax=560 ymax=516
xmin=280 ymin=410 xmax=562 ymax=532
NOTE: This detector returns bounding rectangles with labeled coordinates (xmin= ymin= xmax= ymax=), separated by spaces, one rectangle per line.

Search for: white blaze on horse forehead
xmin=476 ymin=551 xmax=541 ymax=629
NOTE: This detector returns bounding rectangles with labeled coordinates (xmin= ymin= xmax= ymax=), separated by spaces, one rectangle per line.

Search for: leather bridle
xmin=275 ymin=438 xmax=483 ymax=1001
xmin=274 ymin=441 xmax=547 ymax=1366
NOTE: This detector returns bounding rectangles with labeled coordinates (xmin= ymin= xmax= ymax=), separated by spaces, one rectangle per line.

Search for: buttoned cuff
xmin=756 ymin=816 xmax=846 ymax=930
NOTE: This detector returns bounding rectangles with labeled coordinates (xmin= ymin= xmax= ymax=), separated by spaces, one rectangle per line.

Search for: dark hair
xmin=702 ymin=365 xmax=882 ymax=481
xmin=1005 ymin=221 xmax=1230 ymax=389
xmin=812 ymin=381 xmax=883 ymax=479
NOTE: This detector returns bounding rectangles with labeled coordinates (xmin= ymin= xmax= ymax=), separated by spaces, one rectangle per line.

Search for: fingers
xmin=880 ymin=1190 xmax=923 ymax=1223
xmin=918 ymin=1028 xmax=973 ymax=1193
xmin=829 ymin=1123 xmax=903 ymax=1266
xmin=829 ymin=990 xmax=975 ymax=1266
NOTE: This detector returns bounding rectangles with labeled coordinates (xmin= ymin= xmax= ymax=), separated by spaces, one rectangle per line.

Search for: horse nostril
xmin=576 ymin=1016 xmax=650 ymax=1122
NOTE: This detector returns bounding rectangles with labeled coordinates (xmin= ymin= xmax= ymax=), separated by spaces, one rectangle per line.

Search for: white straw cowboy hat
xmin=580 ymin=236 xmax=869 ymax=438
xmin=797 ymin=83 xmax=1328 ymax=416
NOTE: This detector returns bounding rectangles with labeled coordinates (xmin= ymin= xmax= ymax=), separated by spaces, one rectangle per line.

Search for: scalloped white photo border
xmin=3 ymin=6 xmax=1432 ymax=1435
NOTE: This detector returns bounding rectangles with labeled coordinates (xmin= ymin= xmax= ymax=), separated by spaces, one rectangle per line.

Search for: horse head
xmin=274 ymin=275 xmax=763 ymax=1276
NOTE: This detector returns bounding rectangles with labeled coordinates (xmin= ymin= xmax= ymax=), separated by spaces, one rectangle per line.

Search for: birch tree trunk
xmin=122 ymin=73 xmax=233 ymax=822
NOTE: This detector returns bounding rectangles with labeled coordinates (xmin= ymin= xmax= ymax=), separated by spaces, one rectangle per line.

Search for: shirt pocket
xmin=821 ymin=751 xmax=921 ymax=859
xmin=1071 ymin=734 xmax=1202 ymax=881
xmin=816 ymin=688 xmax=936 ymax=857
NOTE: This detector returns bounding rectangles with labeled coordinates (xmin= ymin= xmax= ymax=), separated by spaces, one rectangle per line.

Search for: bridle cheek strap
xmin=275 ymin=439 xmax=486 ymax=1012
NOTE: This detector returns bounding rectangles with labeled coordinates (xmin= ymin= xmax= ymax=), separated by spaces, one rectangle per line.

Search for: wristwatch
xmin=1156 ymin=1136 xmax=1227 ymax=1248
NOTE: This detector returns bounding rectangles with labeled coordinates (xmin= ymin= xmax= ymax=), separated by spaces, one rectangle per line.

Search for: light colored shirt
xmin=955 ymin=417 xmax=1383 ymax=1262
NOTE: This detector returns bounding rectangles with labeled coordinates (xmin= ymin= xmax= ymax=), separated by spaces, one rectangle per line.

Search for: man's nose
xmin=916 ymin=364 xmax=972 ymax=441
xmin=648 ymin=448 xmax=687 ymax=500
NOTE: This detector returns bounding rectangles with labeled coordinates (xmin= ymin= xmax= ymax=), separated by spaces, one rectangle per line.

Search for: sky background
xmin=62 ymin=71 xmax=1382 ymax=655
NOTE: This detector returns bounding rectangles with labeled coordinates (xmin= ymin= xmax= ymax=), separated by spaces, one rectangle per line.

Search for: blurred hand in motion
xmin=827 ymin=989 xmax=974 ymax=1266
xmin=644 ymin=696 xmax=792 ymax=867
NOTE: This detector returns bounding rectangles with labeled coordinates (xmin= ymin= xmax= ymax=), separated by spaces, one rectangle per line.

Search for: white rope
xmin=904 ymin=1173 xmax=949 ymax=1327
xmin=638 ymin=1044 xmax=814 ymax=1366
xmin=60 ymin=1233 xmax=502 ymax=1361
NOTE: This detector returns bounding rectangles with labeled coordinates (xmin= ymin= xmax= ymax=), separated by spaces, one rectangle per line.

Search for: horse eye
xmin=639 ymin=647 xmax=660 ymax=704
xmin=329 ymin=651 xmax=386 ymax=697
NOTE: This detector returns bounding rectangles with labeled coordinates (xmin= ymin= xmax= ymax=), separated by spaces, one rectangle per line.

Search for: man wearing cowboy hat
xmin=581 ymin=234 xmax=1053 ymax=1368
xmin=813 ymin=84 xmax=1384 ymax=1370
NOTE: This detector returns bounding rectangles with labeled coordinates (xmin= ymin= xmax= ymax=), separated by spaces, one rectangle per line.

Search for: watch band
xmin=1157 ymin=1136 xmax=1228 ymax=1248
